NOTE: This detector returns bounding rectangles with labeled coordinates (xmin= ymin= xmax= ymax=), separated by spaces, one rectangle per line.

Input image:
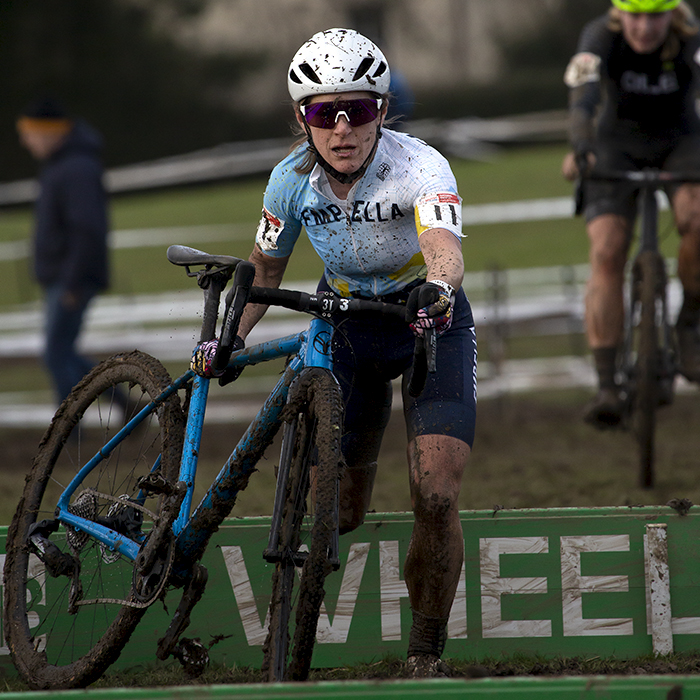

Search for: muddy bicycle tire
xmin=631 ymin=251 xmax=663 ymax=489
xmin=263 ymin=368 xmax=342 ymax=682
xmin=3 ymin=351 xmax=184 ymax=689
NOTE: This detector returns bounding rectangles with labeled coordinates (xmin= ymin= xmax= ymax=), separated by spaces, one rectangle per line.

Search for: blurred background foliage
xmin=1 ymin=0 xmax=611 ymax=181
xmin=418 ymin=0 xmax=611 ymax=120
xmin=0 ymin=0 xmax=274 ymax=180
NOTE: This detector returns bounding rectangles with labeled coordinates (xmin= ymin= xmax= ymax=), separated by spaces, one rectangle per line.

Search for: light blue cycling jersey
xmin=255 ymin=128 xmax=463 ymax=297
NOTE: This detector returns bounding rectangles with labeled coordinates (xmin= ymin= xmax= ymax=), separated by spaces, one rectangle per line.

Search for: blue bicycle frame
xmin=52 ymin=315 xmax=335 ymax=576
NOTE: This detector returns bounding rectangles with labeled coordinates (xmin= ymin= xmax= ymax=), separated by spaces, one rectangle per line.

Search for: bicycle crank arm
xmin=135 ymin=480 xmax=187 ymax=573
xmin=156 ymin=563 xmax=209 ymax=661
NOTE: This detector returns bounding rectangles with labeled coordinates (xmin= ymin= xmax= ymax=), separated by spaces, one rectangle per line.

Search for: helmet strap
xmin=303 ymin=121 xmax=383 ymax=186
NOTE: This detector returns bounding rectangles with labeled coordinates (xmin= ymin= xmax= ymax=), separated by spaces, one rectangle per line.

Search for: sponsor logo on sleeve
xmin=564 ymin=52 xmax=601 ymax=88
xmin=256 ymin=207 xmax=284 ymax=251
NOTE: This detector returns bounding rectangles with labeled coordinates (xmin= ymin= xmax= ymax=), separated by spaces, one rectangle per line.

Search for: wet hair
xmin=608 ymin=2 xmax=699 ymax=60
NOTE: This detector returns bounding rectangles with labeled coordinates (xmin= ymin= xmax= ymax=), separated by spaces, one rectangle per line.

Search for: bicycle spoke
xmin=4 ymin=352 xmax=183 ymax=689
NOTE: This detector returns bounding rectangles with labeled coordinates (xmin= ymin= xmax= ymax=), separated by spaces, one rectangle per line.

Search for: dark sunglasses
xmin=300 ymin=98 xmax=382 ymax=129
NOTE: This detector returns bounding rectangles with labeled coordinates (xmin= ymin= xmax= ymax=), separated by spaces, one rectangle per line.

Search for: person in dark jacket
xmin=17 ymin=97 xmax=110 ymax=404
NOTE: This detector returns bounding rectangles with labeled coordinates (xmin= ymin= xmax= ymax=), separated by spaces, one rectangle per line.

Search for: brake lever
xmin=408 ymin=336 xmax=428 ymax=399
xmin=574 ymin=153 xmax=590 ymax=218
xmin=574 ymin=177 xmax=585 ymax=217
xmin=213 ymin=261 xmax=256 ymax=372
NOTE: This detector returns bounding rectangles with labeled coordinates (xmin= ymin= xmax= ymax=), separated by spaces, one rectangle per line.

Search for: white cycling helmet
xmin=287 ymin=28 xmax=391 ymax=103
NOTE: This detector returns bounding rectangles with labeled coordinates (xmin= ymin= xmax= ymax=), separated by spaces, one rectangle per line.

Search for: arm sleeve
xmin=569 ymin=85 xmax=600 ymax=151
xmin=411 ymin=149 xmax=463 ymax=240
xmin=255 ymin=178 xmax=302 ymax=258
xmin=564 ymin=17 xmax=608 ymax=151
xmin=414 ymin=192 xmax=463 ymax=240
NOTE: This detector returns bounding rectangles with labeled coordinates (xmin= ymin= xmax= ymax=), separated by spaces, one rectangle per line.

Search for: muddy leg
xmin=404 ymin=434 xmax=469 ymax=657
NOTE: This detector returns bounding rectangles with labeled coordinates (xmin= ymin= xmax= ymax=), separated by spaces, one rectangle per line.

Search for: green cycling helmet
xmin=611 ymin=0 xmax=680 ymax=11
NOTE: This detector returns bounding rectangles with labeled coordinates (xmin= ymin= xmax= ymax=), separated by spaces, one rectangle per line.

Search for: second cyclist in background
xmin=562 ymin=0 xmax=700 ymax=428
xmin=234 ymin=28 xmax=477 ymax=677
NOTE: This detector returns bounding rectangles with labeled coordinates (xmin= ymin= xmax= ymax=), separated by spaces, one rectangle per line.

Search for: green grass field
xmin=0 ymin=142 xmax=683 ymax=306
xmin=0 ymin=142 xmax=595 ymax=396
xmin=0 ymin=141 xmax=688 ymax=495
xmin=1 ymin=141 xmax=684 ymax=403
xmin=2 ymin=144 xmax=700 ymax=690
xmin=1 ymin=141 xmax=695 ymax=517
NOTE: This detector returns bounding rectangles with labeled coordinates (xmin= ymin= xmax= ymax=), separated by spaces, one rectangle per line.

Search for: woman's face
xmin=620 ymin=10 xmax=673 ymax=53
xmin=17 ymin=127 xmax=67 ymax=161
xmin=296 ymin=91 xmax=386 ymax=180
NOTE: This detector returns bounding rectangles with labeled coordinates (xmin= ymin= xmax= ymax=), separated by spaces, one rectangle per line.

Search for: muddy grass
xmin=12 ymin=651 xmax=700 ymax=689
xmin=3 ymin=387 xmax=700 ymax=520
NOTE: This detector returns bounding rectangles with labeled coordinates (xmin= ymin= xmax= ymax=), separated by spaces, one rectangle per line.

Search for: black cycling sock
xmin=407 ymin=610 xmax=448 ymax=658
xmin=592 ymin=347 xmax=618 ymax=391
xmin=676 ymin=295 xmax=700 ymax=328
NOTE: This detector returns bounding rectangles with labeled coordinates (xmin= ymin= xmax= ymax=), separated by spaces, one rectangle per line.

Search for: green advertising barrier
xmin=1 ymin=506 xmax=699 ymax=677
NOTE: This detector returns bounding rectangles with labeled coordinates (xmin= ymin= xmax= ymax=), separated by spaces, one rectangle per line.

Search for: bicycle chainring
xmin=132 ymin=531 xmax=174 ymax=605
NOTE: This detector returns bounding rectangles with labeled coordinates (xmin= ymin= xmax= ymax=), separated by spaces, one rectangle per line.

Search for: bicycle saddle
xmin=167 ymin=245 xmax=242 ymax=268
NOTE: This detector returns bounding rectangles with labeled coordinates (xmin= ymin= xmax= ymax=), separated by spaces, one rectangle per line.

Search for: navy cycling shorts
xmin=584 ymin=135 xmax=700 ymax=223
xmin=317 ymin=278 xmax=477 ymax=469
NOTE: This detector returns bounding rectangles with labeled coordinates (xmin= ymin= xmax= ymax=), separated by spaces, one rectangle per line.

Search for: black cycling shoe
xmin=406 ymin=654 xmax=453 ymax=678
xmin=583 ymin=387 xmax=625 ymax=430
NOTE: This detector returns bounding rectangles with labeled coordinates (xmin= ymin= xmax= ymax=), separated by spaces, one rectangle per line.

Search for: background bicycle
xmin=577 ymin=167 xmax=700 ymax=488
xmin=3 ymin=245 xmax=427 ymax=689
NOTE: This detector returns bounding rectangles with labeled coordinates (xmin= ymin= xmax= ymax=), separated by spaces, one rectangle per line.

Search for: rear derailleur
xmin=27 ymin=519 xmax=83 ymax=614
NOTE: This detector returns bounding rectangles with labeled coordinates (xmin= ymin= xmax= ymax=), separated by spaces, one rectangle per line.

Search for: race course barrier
xmin=1 ymin=505 xmax=700 ymax=677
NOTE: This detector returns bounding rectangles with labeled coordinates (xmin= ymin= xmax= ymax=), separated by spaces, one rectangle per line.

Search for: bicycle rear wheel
xmin=3 ymin=351 xmax=184 ymax=689
xmin=629 ymin=251 xmax=666 ymax=489
xmin=262 ymin=368 xmax=342 ymax=682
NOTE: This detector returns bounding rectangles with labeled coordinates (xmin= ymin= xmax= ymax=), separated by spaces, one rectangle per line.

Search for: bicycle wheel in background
xmin=4 ymin=351 xmax=184 ymax=689
xmin=629 ymin=251 xmax=667 ymax=489
xmin=262 ymin=368 xmax=343 ymax=682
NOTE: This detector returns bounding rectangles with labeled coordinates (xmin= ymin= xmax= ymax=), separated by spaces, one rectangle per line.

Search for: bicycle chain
xmin=74 ymin=546 xmax=173 ymax=609
xmin=74 ymin=535 xmax=175 ymax=610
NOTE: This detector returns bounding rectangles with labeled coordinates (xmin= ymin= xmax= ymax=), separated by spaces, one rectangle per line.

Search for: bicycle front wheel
xmin=263 ymin=368 xmax=343 ymax=682
xmin=3 ymin=351 xmax=184 ymax=689
xmin=630 ymin=251 xmax=664 ymax=489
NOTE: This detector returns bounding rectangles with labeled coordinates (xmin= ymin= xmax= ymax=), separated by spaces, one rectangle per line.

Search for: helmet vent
xmin=373 ymin=61 xmax=388 ymax=78
xmin=299 ymin=63 xmax=322 ymax=84
xmin=289 ymin=70 xmax=302 ymax=85
xmin=353 ymin=57 xmax=375 ymax=82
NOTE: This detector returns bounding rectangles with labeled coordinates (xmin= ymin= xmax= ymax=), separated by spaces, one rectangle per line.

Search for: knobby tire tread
xmin=633 ymin=252 xmax=661 ymax=489
xmin=263 ymin=418 xmax=307 ymax=682
xmin=263 ymin=368 xmax=342 ymax=682
xmin=3 ymin=351 xmax=183 ymax=689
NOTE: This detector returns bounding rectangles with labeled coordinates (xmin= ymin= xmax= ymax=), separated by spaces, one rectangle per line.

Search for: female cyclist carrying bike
xmin=235 ymin=28 xmax=477 ymax=678
xmin=562 ymin=0 xmax=700 ymax=428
